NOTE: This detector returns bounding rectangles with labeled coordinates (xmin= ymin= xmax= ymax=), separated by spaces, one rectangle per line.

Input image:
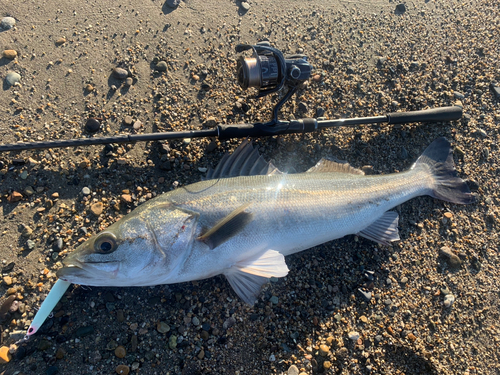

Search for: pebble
xmin=52 ymin=238 xmax=63 ymax=252
xmin=133 ymin=120 xmax=142 ymax=130
xmin=157 ymin=321 xmax=170 ymax=333
xmin=116 ymin=365 xmax=130 ymax=375
xmin=125 ymin=77 xmax=133 ymax=86
xmin=113 ymin=67 xmax=129 ymax=80
xmin=82 ymin=187 xmax=91 ymax=195
xmin=166 ymin=0 xmax=181 ymax=8
xmin=240 ymin=2 xmax=250 ymax=11
xmin=2 ymin=50 xmax=17 ymax=59
xmin=90 ymin=202 xmax=104 ymax=216
xmin=0 ymin=346 xmax=11 ymax=363
xmin=400 ymin=276 xmax=408 ymax=284
xmin=3 ymin=276 xmax=12 ymax=286
xmin=155 ymin=61 xmax=168 ymax=71
xmin=106 ymin=340 xmax=118 ymax=351
xmin=27 ymin=239 xmax=36 ymax=250
xmin=474 ymin=128 xmax=487 ymax=138
xmin=204 ymin=116 xmax=217 ymax=127
xmin=75 ymin=325 xmax=94 ymax=337
xmin=439 ymin=246 xmax=462 ymax=269
xmin=490 ymin=83 xmax=500 ymax=99
xmin=24 ymin=186 xmax=35 ymax=195
xmin=55 ymin=37 xmax=66 ymax=46
xmin=7 ymin=191 xmax=23 ymax=202
xmin=395 ymin=4 xmax=406 ymax=13
xmin=358 ymin=289 xmax=372 ymax=301
xmin=348 ymin=331 xmax=360 ymax=341
xmin=1 ymin=17 xmax=15 ymax=30
xmin=115 ymin=345 xmax=126 ymax=358
xmin=454 ymin=91 xmax=465 ymax=99
xmin=288 ymin=365 xmax=300 ymax=375
xmin=5 ymin=72 xmax=21 ymax=86
xmin=269 ymin=295 xmax=279 ymax=304
xmin=85 ymin=118 xmax=101 ymax=133
xmin=55 ymin=347 xmax=65 ymax=359
xmin=38 ymin=340 xmax=51 ymax=351
xmin=168 ymin=335 xmax=177 ymax=349
xmin=223 ymin=317 xmax=236 ymax=329
xmin=130 ymin=335 xmax=138 ymax=352
xmin=121 ymin=194 xmax=133 ymax=203
xmin=197 ymin=349 xmax=205 ymax=359
xmin=192 ymin=316 xmax=200 ymax=326
xmin=124 ymin=115 xmax=134 ymax=126
xmin=444 ymin=294 xmax=455 ymax=308
xmin=319 ymin=344 xmax=330 ymax=356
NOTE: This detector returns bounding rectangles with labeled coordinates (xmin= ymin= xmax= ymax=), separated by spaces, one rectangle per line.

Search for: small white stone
xmin=444 ymin=294 xmax=455 ymax=308
xmin=348 ymin=331 xmax=360 ymax=341
xmin=5 ymin=72 xmax=21 ymax=86
xmin=1 ymin=17 xmax=16 ymax=30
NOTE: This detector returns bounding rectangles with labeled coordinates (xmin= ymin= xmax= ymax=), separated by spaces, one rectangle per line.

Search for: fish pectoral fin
xmin=197 ymin=203 xmax=253 ymax=250
xmin=306 ymin=158 xmax=364 ymax=175
xmin=357 ymin=211 xmax=400 ymax=246
xmin=224 ymin=250 xmax=289 ymax=305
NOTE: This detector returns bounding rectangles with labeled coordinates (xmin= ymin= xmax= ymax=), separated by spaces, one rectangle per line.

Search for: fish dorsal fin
xmin=197 ymin=203 xmax=253 ymax=250
xmin=306 ymin=158 xmax=365 ymax=175
xmin=357 ymin=211 xmax=400 ymax=246
xmin=224 ymin=249 xmax=289 ymax=305
xmin=206 ymin=140 xmax=282 ymax=179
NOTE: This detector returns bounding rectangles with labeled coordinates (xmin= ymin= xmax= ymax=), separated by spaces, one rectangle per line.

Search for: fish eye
xmin=94 ymin=232 xmax=117 ymax=254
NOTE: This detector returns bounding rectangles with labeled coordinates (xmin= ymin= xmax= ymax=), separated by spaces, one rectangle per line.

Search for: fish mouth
xmin=56 ymin=259 xmax=121 ymax=284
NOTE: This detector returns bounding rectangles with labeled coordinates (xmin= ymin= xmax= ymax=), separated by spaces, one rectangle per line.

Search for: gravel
xmin=0 ymin=0 xmax=499 ymax=374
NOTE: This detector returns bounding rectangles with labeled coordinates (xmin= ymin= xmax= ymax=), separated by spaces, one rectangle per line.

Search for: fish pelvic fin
xmin=224 ymin=250 xmax=289 ymax=305
xmin=197 ymin=203 xmax=253 ymax=250
xmin=412 ymin=137 xmax=474 ymax=204
xmin=358 ymin=211 xmax=400 ymax=246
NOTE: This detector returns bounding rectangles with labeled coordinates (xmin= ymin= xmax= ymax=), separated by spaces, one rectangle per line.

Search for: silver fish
xmin=57 ymin=138 xmax=473 ymax=304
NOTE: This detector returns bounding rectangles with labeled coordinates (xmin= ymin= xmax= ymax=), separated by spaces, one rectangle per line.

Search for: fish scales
xmin=164 ymin=170 xmax=428 ymax=256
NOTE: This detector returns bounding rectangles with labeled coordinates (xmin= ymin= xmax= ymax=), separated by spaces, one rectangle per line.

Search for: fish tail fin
xmin=412 ymin=137 xmax=474 ymax=204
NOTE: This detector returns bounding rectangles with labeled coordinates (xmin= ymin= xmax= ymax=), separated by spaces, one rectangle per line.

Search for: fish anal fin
xmin=358 ymin=211 xmax=400 ymax=246
xmin=197 ymin=203 xmax=253 ymax=250
xmin=306 ymin=158 xmax=364 ymax=175
xmin=224 ymin=250 xmax=289 ymax=305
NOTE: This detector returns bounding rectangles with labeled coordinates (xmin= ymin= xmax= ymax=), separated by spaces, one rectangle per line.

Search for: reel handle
xmin=387 ymin=106 xmax=462 ymax=124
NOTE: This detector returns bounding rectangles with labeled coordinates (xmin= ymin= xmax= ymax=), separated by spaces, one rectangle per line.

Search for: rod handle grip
xmin=387 ymin=106 xmax=462 ymax=124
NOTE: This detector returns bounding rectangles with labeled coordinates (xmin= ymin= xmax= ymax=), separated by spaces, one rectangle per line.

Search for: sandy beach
xmin=0 ymin=0 xmax=499 ymax=374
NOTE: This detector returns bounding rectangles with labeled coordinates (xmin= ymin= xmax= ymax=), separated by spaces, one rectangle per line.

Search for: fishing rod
xmin=0 ymin=42 xmax=462 ymax=153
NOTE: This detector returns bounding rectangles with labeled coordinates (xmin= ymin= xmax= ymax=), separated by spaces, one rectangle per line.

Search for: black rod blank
xmin=0 ymin=106 xmax=461 ymax=153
